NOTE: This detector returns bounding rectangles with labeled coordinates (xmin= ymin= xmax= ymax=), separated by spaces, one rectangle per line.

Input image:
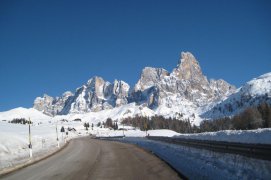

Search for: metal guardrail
xmin=146 ymin=136 xmax=271 ymax=161
xmin=95 ymin=136 xmax=125 ymax=140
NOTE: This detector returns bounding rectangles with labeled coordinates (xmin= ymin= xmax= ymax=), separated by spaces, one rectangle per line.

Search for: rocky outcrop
xmin=33 ymin=92 xmax=74 ymax=116
xmin=134 ymin=67 xmax=169 ymax=91
xmin=172 ymin=52 xmax=207 ymax=83
xmin=113 ymin=80 xmax=130 ymax=107
xmin=34 ymin=77 xmax=130 ymax=116
xmin=61 ymin=77 xmax=130 ymax=114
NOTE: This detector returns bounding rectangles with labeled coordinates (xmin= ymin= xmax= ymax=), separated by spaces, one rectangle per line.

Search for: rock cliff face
xmin=33 ymin=51 xmax=236 ymax=117
xmin=33 ymin=92 xmax=73 ymax=116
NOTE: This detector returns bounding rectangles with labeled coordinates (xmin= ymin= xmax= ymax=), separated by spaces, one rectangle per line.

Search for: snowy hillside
xmin=0 ymin=103 xmax=200 ymax=126
xmin=202 ymin=72 xmax=271 ymax=119
xmin=0 ymin=107 xmax=52 ymax=122
xmin=53 ymin=103 xmax=155 ymax=124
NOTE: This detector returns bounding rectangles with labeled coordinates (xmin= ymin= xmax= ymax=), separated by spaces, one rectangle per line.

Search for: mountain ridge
xmin=31 ymin=51 xmax=237 ymax=124
xmin=1 ymin=52 xmax=270 ymax=125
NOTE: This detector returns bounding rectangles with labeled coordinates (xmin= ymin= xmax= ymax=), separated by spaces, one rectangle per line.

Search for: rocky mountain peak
xmin=130 ymin=51 xmax=236 ymax=110
xmin=62 ymin=91 xmax=73 ymax=97
xmin=113 ymin=80 xmax=130 ymax=107
xmin=173 ymin=51 xmax=204 ymax=81
xmin=33 ymin=51 xmax=237 ymax=119
xmin=87 ymin=76 xmax=105 ymax=88
xmin=179 ymin=52 xmax=197 ymax=64
xmin=113 ymin=80 xmax=130 ymax=96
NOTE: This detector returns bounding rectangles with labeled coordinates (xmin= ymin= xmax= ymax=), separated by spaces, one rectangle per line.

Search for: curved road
xmin=1 ymin=137 xmax=181 ymax=180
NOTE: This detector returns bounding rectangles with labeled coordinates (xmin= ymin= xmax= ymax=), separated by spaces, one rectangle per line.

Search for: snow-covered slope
xmin=0 ymin=107 xmax=52 ymax=122
xmin=53 ymin=103 xmax=154 ymax=124
xmin=202 ymin=73 xmax=271 ymax=119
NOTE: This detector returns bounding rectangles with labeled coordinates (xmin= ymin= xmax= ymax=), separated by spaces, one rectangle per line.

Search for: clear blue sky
xmin=0 ymin=0 xmax=270 ymax=111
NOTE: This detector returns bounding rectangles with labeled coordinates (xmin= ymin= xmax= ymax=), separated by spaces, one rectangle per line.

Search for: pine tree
xmin=105 ymin=118 xmax=113 ymax=128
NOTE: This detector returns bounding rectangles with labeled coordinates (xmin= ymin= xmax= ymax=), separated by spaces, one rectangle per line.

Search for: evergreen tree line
xmin=9 ymin=118 xmax=32 ymax=125
xmin=105 ymin=118 xmax=118 ymax=130
xmin=199 ymin=103 xmax=271 ymax=132
xmin=83 ymin=122 xmax=90 ymax=130
xmin=121 ymin=116 xmax=195 ymax=133
xmin=121 ymin=103 xmax=271 ymax=133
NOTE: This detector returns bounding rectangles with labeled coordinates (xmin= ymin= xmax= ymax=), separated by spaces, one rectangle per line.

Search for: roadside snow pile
xmin=175 ymin=128 xmax=271 ymax=144
xmin=95 ymin=128 xmax=179 ymax=137
xmin=147 ymin=129 xmax=180 ymax=137
xmin=120 ymin=137 xmax=271 ymax=180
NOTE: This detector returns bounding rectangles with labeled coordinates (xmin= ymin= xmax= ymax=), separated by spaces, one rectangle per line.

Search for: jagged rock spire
xmin=172 ymin=52 xmax=206 ymax=82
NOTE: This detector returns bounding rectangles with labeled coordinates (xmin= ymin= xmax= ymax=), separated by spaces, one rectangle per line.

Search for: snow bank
xmin=175 ymin=128 xmax=271 ymax=144
xmin=120 ymin=137 xmax=271 ymax=180
xmin=96 ymin=129 xmax=179 ymax=137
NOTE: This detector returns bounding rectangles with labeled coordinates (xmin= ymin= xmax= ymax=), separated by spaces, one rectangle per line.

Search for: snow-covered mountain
xmin=30 ymin=52 xmax=236 ymax=123
xmin=34 ymin=77 xmax=130 ymax=116
xmin=202 ymin=73 xmax=271 ymax=119
xmin=130 ymin=52 xmax=235 ymax=109
xmin=2 ymin=51 xmax=270 ymax=125
xmin=34 ymin=91 xmax=74 ymax=116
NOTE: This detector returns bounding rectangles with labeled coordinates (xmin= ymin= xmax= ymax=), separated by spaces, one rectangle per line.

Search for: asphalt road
xmin=1 ymin=137 xmax=181 ymax=180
